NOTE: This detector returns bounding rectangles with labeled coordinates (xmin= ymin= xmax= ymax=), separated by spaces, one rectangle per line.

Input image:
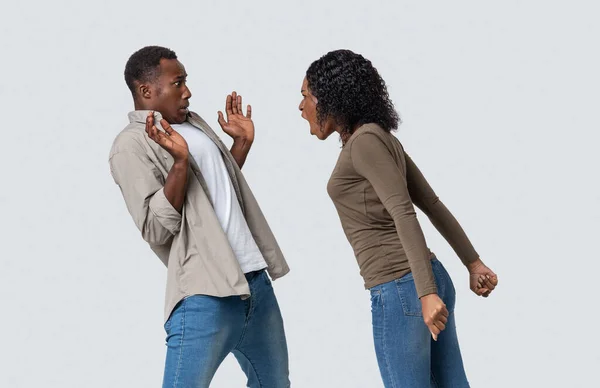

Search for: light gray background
xmin=1 ymin=0 xmax=599 ymax=387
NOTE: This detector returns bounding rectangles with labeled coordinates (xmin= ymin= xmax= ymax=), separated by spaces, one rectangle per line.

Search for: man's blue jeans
xmin=162 ymin=270 xmax=290 ymax=388
xmin=369 ymin=258 xmax=470 ymax=387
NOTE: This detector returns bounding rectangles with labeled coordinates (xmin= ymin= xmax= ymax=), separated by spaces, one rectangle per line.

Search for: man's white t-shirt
xmin=172 ymin=122 xmax=267 ymax=273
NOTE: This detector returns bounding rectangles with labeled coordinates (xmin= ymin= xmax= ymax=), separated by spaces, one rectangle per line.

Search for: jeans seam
xmin=235 ymin=307 xmax=250 ymax=349
xmin=380 ymin=287 xmax=398 ymax=388
xmin=263 ymin=271 xmax=271 ymax=286
xmin=234 ymin=349 xmax=265 ymax=388
xmin=236 ymin=290 xmax=256 ymax=349
xmin=370 ymin=289 xmax=381 ymax=297
xmin=172 ymin=301 xmax=186 ymax=388
xmin=432 ymin=261 xmax=446 ymax=298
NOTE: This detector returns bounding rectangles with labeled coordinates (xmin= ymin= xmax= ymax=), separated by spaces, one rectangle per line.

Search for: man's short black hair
xmin=124 ymin=46 xmax=177 ymax=97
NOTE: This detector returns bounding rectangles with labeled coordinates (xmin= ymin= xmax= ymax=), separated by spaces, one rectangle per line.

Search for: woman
xmin=298 ymin=49 xmax=498 ymax=387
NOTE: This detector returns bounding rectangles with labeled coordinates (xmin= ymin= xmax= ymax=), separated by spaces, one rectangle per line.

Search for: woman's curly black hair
xmin=306 ymin=49 xmax=400 ymax=143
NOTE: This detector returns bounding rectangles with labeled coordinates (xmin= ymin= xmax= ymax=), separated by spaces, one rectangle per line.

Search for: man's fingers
xmin=151 ymin=125 xmax=160 ymax=140
xmin=237 ymin=95 xmax=243 ymax=114
xmin=231 ymin=91 xmax=238 ymax=114
xmin=160 ymin=119 xmax=174 ymax=135
xmin=147 ymin=110 xmax=154 ymax=124
xmin=146 ymin=113 xmax=154 ymax=138
xmin=217 ymin=111 xmax=228 ymax=129
xmin=148 ymin=128 xmax=161 ymax=145
xmin=153 ymin=124 xmax=163 ymax=139
xmin=226 ymin=94 xmax=233 ymax=116
xmin=146 ymin=123 xmax=179 ymax=154
xmin=155 ymin=131 xmax=174 ymax=150
xmin=151 ymin=114 xmax=157 ymax=138
xmin=150 ymin=124 xmax=169 ymax=146
xmin=227 ymin=91 xmax=249 ymax=117
xmin=146 ymin=111 xmax=154 ymax=135
xmin=155 ymin=129 xmax=167 ymax=143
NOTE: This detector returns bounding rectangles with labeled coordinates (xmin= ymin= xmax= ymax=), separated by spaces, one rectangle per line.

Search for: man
xmin=109 ymin=46 xmax=290 ymax=388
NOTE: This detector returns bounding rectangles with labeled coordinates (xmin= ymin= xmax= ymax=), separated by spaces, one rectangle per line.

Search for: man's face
xmin=146 ymin=58 xmax=192 ymax=124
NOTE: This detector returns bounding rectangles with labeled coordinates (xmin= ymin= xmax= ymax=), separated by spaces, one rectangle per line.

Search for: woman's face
xmin=299 ymin=77 xmax=336 ymax=140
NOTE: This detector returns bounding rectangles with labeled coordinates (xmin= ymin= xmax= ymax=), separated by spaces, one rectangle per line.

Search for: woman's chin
xmin=310 ymin=126 xmax=322 ymax=139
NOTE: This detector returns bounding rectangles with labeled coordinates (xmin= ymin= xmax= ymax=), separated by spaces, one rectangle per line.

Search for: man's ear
xmin=138 ymin=83 xmax=151 ymax=100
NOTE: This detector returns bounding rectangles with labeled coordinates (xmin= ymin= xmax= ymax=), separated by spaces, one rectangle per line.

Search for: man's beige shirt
xmin=109 ymin=111 xmax=289 ymax=322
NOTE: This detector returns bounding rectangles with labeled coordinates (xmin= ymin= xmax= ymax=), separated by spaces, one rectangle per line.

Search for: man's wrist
xmin=173 ymin=157 xmax=189 ymax=168
xmin=232 ymin=137 xmax=253 ymax=150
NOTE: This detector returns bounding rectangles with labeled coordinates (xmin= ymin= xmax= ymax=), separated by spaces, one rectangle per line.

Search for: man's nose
xmin=183 ymin=86 xmax=192 ymax=99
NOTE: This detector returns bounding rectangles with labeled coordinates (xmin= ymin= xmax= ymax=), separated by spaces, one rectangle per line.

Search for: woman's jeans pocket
xmin=395 ymin=259 xmax=456 ymax=317
xmin=395 ymin=272 xmax=423 ymax=317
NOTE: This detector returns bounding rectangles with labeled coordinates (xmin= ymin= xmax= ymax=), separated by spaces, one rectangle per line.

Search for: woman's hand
xmin=420 ymin=294 xmax=449 ymax=341
xmin=467 ymin=258 xmax=498 ymax=297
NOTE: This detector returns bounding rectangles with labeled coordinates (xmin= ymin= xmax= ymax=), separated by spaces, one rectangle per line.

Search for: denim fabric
xmin=370 ymin=259 xmax=469 ymax=387
xmin=162 ymin=270 xmax=290 ymax=388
